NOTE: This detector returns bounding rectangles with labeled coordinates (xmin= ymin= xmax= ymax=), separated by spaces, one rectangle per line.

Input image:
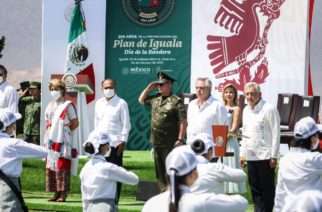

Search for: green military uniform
xmin=19 ymin=82 xmax=41 ymax=145
xmin=144 ymin=72 xmax=186 ymax=191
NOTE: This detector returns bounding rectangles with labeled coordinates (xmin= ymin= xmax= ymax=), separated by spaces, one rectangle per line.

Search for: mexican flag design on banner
xmin=65 ymin=1 xmax=95 ymax=104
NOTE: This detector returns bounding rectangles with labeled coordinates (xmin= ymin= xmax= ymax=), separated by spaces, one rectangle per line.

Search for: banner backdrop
xmin=191 ymin=0 xmax=309 ymax=103
xmin=42 ymin=0 xmax=314 ymax=150
xmin=106 ymin=0 xmax=192 ymax=150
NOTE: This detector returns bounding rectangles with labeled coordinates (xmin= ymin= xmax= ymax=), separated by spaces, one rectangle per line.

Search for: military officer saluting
xmin=138 ymin=71 xmax=187 ymax=192
xmin=18 ymin=81 xmax=41 ymax=145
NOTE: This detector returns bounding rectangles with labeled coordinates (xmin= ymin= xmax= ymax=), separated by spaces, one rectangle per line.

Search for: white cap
xmin=166 ymin=146 xmax=197 ymax=176
xmin=294 ymin=117 xmax=320 ymax=139
xmin=189 ymin=133 xmax=214 ymax=155
xmin=0 ymin=108 xmax=22 ymax=131
xmin=83 ymin=130 xmax=117 ymax=154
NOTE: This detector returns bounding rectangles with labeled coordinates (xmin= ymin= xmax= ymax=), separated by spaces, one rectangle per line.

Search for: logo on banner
xmin=207 ymin=0 xmax=286 ymax=92
xmin=122 ymin=0 xmax=175 ymax=26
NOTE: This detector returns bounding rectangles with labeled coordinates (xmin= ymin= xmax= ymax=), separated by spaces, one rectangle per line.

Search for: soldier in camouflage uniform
xmin=138 ymin=71 xmax=187 ymax=192
xmin=19 ymin=81 xmax=41 ymax=145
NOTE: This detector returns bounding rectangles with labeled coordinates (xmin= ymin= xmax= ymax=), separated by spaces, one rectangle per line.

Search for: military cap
xmin=29 ymin=81 xmax=41 ymax=89
xmin=19 ymin=81 xmax=30 ymax=90
xmin=156 ymin=71 xmax=176 ymax=84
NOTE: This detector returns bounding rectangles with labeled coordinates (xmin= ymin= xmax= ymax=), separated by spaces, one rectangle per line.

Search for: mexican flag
xmin=65 ymin=0 xmax=95 ymax=104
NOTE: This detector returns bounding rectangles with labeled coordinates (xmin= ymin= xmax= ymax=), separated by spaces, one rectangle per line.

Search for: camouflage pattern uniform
xmin=19 ymin=96 xmax=41 ymax=144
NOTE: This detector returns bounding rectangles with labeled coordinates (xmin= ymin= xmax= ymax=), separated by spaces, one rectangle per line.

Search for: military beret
xmin=156 ymin=71 xmax=176 ymax=84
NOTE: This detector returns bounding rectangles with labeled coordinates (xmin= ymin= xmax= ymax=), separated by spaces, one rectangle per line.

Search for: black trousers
xmin=247 ymin=160 xmax=275 ymax=212
xmin=105 ymin=146 xmax=123 ymax=204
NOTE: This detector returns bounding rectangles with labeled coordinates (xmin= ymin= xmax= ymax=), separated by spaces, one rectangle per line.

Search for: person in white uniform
xmin=0 ymin=65 xmax=19 ymax=113
xmin=142 ymin=146 xmax=248 ymax=212
xmin=80 ymin=130 xmax=139 ymax=212
xmin=240 ymin=82 xmax=280 ymax=212
xmin=189 ymin=133 xmax=247 ymax=194
xmin=221 ymin=84 xmax=247 ymax=194
xmin=186 ymin=77 xmax=227 ymax=142
xmin=274 ymin=117 xmax=322 ymax=212
xmin=94 ymin=79 xmax=131 ymax=203
xmin=0 ymin=108 xmax=47 ymax=211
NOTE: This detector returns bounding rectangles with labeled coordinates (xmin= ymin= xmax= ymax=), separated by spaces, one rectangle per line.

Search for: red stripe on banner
xmin=78 ymin=63 xmax=95 ymax=104
xmin=308 ymin=0 xmax=315 ymax=95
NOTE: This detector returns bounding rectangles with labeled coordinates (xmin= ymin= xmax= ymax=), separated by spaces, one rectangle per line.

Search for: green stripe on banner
xmin=68 ymin=3 xmax=85 ymax=43
xmin=106 ymin=0 xmax=192 ymax=150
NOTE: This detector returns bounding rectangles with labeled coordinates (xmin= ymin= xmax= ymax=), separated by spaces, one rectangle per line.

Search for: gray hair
xmin=196 ymin=77 xmax=212 ymax=88
xmin=244 ymin=82 xmax=261 ymax=93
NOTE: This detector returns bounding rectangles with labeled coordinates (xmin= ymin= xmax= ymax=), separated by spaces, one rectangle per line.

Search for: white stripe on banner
xmin=191 ymin=0 xmax=309 ymax=105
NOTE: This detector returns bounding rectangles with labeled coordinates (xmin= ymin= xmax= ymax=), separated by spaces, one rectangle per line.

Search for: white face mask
xmin=50 ymin=90 xmax=61 ymax=100
xmin=0 ymin=76 xmax=4 ymax=84
xmin=104 ymin=146 xmax=111 ymax=157
xmin=104 ymin=89 xmax=115 ymax=99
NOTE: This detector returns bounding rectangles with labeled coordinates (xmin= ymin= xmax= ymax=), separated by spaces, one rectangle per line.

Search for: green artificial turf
xmin=21 ymin=151 xmax=255 ymax=211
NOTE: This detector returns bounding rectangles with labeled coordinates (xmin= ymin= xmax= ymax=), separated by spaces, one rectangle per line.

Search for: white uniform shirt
xmin=187 ymin=95 xmax=227 ymax=141
xmin=94 ymin=95 xmax=131 ymax=147
xmin=240 ymin=99 xmax=280 ymax=160
xmin=191 ymin=156 xmax=246 ymax=194
xmin=274 ymin=147 xmax=322 ymax=212
xmin=142 ymin=186 xmax=248 ymax=212
xmin=0 ymin=133 xmax=47 ymax=177
xmin=0 ymin=81 xmax=19 ymax=112
xmin=80 ymin=154 xmax=138 ymax=203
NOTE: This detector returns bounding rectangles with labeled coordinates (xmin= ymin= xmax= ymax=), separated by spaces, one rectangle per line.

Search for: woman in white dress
xmin=222 ymin=84 xmax=246 ymax=194
xmin=44 ymin=78 xmax=79 ymax=202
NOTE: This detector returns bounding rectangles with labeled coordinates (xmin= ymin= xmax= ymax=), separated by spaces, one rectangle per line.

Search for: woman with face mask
xmin=0 ymin=108 xmax=47 ymax=211
xmin=44 ymin=78 xmax=79 ymax=202
xmin=80 ymin=130 xmax=139 ymax=212
xmin=274 ymin=116 xmax=322 ymax=212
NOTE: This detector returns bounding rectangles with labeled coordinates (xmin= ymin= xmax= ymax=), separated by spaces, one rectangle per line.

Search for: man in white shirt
xmin=187 ymin=77 xmax=227 ymax=142
xmin=0 ymin=65 xmax=19 ymax=113
xmin=240 ymin=82 xmax=280 ymax=212
xmin=94 ymin=79 xmax=131 ymax=203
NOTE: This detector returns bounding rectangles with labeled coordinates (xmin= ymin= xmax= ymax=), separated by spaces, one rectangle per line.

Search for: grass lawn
xmin=21 ymin=151 xmax=254 ymax=211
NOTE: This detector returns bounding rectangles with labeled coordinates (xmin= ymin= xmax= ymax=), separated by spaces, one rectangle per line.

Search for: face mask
xmin=104 ymin=146 xmax=111 ymax=157
xmin=50 ymin=90 xmax=61 ymax=100
xmin=104 ymin=89 xmax=115 ymax=99
xmin=311 ymin=138 xmax=320 ymax=150
xmin=0 ymin=76 xmax=3 ymax=84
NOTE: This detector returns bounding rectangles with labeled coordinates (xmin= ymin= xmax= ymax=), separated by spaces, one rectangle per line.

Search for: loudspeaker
xmin=136 ymin=181 xmax=160 ymax=201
